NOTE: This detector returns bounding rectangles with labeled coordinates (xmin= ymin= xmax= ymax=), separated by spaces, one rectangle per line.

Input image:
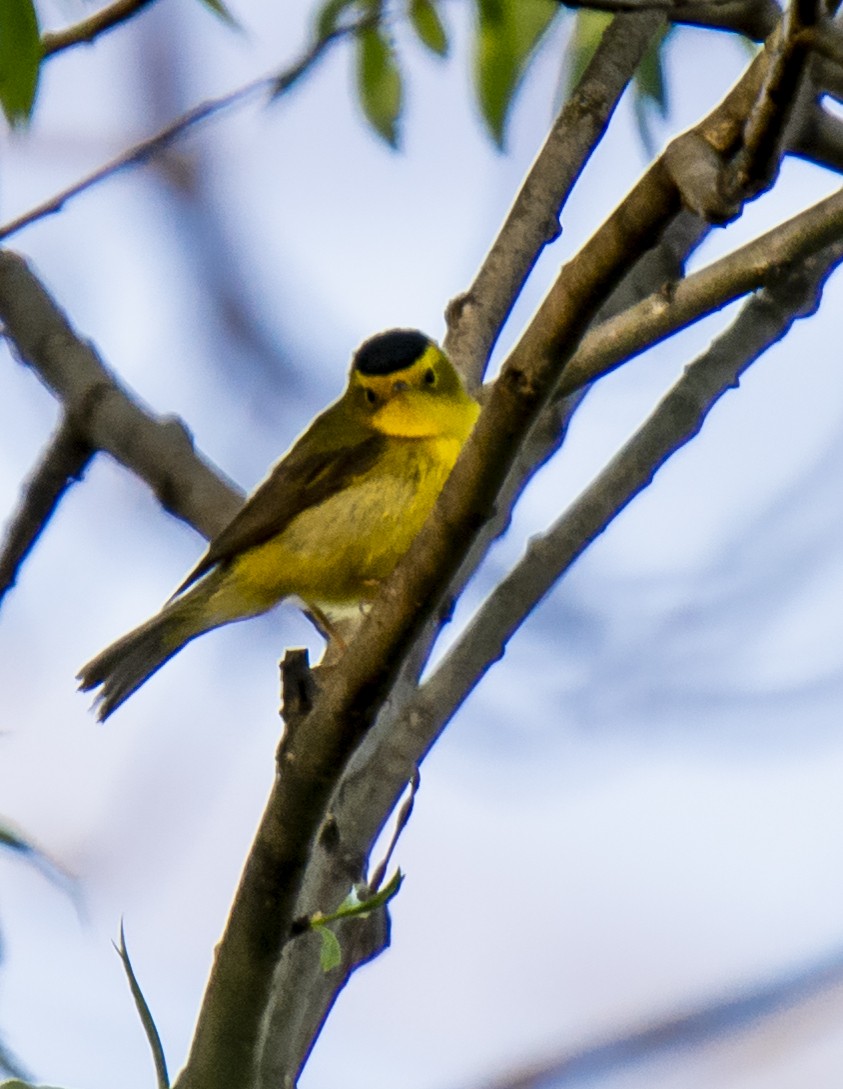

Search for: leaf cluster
xmin=315 ymin=0 xmax=563 ymax=146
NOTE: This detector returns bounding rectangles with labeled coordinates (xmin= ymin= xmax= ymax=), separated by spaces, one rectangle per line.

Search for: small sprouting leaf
xmin=358 ymin=868 xmax=403 ymax=914
xmin=0 ymin=0 xmax=41 ymax=127
xmin=318 ymin=925 xmax=342 ymax=972
xmin=409 ymin=0 xmax=448 ymax=57
xmin=474 ymin=0 xmax=559 ymax=148
xmin=309 ymin=870 xmax=403 ymax=972
xmin=193 ymin=0 xmax=241 ymax=30
xmin=356 ymin=24 xmax=403 ymax=147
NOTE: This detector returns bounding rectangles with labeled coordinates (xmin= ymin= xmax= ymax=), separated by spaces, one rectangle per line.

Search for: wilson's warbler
xmin=78 ymin=329 xmax=480 ymax=720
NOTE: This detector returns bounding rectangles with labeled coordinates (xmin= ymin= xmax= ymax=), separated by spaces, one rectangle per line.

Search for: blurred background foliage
xmin=1 ymin=0 xmax=668 ymax=145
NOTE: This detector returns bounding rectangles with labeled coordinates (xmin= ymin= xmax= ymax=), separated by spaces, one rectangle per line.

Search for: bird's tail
xmin=77 ymin=588 xmax=212 ymax=722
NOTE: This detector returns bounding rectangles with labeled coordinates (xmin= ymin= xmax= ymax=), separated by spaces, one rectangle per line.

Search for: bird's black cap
xmin=354 ymin=329 xmax=432 ymax=376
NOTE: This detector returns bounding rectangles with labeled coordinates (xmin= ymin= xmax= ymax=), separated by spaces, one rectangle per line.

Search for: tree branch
xmin=559 ymin=183 xmax=843 ymax=397
xmin=41 ymin=0 xmax=159 ymax=58
xmin=558 ymin=0 xmax=779 ymax=39
xmin=788 ymin=99 xmax=843 ymax=171
xmin=443 ymin=8 xmax=667 ymax=385
xmin=0 ymin=25 xmax=359 ymax=244
xmin=9 ymin=0 xmax=827 ymax=1082
xmin=0 ymin=414 xmax=93 ymax=605
xmin=194 ymin=8 xmax=828 ymax=1084
xmin=0 ymin=251 xmax=242 ymax=542
xmin=173 ymin=10 xmax=819 ymax=1084
xmin=275 ymin=227 xmax=843 ymax=1089
xmin=421 ymin=237 xmax=843 ymax=731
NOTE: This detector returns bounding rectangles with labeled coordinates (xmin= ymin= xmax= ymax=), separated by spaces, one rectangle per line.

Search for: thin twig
xmin=0 ymin=24 xmax=357 ymax=243
xmin=727 ymin=0 xmax=822 ymax=197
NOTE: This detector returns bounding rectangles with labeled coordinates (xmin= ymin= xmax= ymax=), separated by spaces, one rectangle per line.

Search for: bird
xmin=78 ymin=329 xmax=480 ymax=720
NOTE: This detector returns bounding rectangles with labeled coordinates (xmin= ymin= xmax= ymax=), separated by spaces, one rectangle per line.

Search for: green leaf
xmin=630 ymin=26 xmax=670 ymax=157
xmin=193 ymin=0 xmax=241 ymax=30
xmin=313 ymin=870 xmax=405 ymax=928
xmin=318 ymin=925 xmax=342 ymax=972
xmin=474 ymin=0 xmax=559 ymax=148
xmin=409 ymin=0 xmax=448 ymax=57
xmin=355 ymin=868 xmax=403 ymax=915
xmin=635 ymin=25 xmax=669 ymax=117
xmin=0 ymin=0 xmax=41 ymax=127
xmin=315 ymin=0 xmax=360 ymax=40
xmin=356 ymin=24 xmax=403 ymax=148
xmin=562 ymin=9 xmax=612 ymax=95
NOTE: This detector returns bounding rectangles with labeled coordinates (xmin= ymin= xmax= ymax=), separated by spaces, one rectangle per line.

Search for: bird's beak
xmin=392 ymin=379 xmax=410 ymax=393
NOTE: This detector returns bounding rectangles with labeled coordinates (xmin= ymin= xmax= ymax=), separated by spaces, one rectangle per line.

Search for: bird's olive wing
xmin=173 ymin=430 xmax=386 ymax=595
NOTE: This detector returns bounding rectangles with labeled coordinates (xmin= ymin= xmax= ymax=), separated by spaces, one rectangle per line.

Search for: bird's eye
xmin=424 ymin=368 xmax=436 ymax=386
xmin=365 ymin=387 xmax=377 ymax=405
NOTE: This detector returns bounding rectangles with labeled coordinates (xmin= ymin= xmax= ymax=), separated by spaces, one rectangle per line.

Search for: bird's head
xmin=350 ymin=329 xmax=479 ymax=440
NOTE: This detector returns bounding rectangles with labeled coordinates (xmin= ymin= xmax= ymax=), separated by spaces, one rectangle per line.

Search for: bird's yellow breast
xmin=226 ymin=433 xmax=464 ymax=613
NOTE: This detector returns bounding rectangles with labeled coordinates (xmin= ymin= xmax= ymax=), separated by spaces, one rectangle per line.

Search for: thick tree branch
xmin=256 ymin=16 xmax=700 ymax=1081
xmin=0 ymin=415 xmax=93 ymax=605
xmin=0 ymin=251 xmax=242 ymax=541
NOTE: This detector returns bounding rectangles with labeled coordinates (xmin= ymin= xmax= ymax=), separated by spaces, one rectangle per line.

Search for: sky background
xmin=2 ymin=2 xmax=843 ymax=1087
